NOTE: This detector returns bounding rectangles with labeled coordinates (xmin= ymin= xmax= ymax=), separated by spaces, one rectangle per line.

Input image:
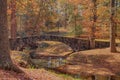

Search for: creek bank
xmin=54 ymin=48 xmax=120 ymax=79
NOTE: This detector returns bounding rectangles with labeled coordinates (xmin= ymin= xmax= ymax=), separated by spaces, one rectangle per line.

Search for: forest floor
xmin=0 ymin=46 xmax=78 ymax=80
xmin=0 ymin=67 xmax=77 ymax=80
xmin=2 ymin=45 xmax=120 ymax=79
xmin=56 ymin=48 xmax=120 ymax=76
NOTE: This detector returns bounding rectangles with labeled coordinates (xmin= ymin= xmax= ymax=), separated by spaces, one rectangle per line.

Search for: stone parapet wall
xmin=9 ymin=35 xmax=113 ymax=51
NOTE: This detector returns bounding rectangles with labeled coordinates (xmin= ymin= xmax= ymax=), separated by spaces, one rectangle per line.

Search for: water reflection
xmin=30 ymin=53 xmax=120 ymax=80
xmin=47 ymin=57 xmax=66 ymax=68
xmin=29 ymin=41 xmax=120 ymax=80
xmin=31 ymin=57 xmax=66 ymax=68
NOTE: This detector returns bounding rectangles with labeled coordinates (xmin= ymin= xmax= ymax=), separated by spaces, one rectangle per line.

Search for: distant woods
xmin=7 ymin=0 xmax=120 ymax=52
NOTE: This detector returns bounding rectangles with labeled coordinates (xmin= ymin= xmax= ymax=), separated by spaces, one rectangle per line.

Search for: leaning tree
xmin=0 ymin=0 xmax=22 ymax=72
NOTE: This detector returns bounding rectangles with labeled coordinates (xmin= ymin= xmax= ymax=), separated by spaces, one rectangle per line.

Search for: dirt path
xmin=56 ymin=48 xmax=120 ymax=76
xmin=24 ymin=69 xmax=64 ymax=80
xmin=0 ymin=68 xmax=64 ymax=80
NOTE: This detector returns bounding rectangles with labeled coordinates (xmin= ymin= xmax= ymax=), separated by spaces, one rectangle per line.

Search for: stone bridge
xmin=9 ymin=35 xmax=110 ymax=51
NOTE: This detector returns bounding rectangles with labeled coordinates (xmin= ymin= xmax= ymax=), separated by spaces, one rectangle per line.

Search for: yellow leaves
xmin=82 ymin=9 xmax=92 ymax=19
xmin=74 ymin=8 xmax=78 ymax=15
xmin=97 ymin=6 xmax=107 ymax=15
xmin=68 ymin=0 xmax=81 ymax=5
xmin=97 ymin=0 xmax=108 ymax=4
xmin=58 ymin=0 xmax=67 ymax=3
xmin=7 ymin=0 xmax=39 ymax=15
xmin=68 ymin=0 xmax=92 ymax=6
xmin=7 ymin=9 xmax=12 ymax=15
xmin=50 ymin=16 xmax=58 ymax=22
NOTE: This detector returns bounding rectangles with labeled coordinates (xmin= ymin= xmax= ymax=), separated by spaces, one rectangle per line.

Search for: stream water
xmin=30 ymin=57 xmax=66 ymax=68
xmin=29 ymin=41 xmax=120 ymax=80
xmin=30 ymin=55 xmax=120 ymax=80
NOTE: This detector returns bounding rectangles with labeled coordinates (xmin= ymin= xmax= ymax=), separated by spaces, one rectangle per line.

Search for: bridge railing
xmin=9 ymin=35 xmax=112 ymax=51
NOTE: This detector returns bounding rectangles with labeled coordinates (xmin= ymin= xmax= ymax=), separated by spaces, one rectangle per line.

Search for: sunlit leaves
xmin=7 ymin=0 xmax=120 ymax=38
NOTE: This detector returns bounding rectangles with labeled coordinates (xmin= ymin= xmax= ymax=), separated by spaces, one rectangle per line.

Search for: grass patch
xmin=95 ymin=39 xmax=120 ymax=43
xmin=47 ymin=69 xmax=82 ymax=80
xmin=58 ymin=74 xmax=82 ymax=80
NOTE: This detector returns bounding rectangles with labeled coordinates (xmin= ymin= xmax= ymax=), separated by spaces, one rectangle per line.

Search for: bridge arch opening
xmin=35 ymin=41 xmax=73 ymax=54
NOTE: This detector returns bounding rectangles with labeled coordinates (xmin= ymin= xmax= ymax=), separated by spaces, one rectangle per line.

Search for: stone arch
xmin=9 ymin=35 xmax=90 ymax=51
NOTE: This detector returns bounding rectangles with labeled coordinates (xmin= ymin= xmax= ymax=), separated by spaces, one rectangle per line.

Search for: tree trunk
xmin=110 ymin=0 xmax=117 ymax=52
xmin=64 ymin=4 xmax=68 ymax=29
xmin=10 ymin=0 xmax=17 ymax=50
xmin=0 ymin=0 xmax=22 ymax=73
xmin=90 ymin=0 xmax=97 ymax=49
xmin=74 ymin=6 xmax=77 ymax=37
xmin=74 ymin=15 xmax=77 ymax=36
